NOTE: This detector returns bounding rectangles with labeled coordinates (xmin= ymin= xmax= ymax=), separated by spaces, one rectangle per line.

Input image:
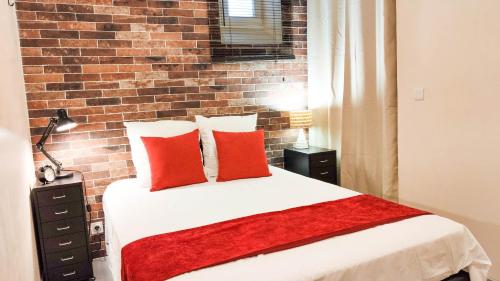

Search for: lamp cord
xmin=63 ymin=170 xmax=93 ymax=250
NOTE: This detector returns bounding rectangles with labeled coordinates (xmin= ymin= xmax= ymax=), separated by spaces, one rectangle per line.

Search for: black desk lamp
xmin=36 ymin=109 xmax=78 ymax=179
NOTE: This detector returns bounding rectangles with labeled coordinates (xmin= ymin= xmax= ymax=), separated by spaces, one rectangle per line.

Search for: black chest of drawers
xmin=31 ymin=173 xmax=94 ymax=281
xmin=284 ymin=146 xmax=338 ymax=185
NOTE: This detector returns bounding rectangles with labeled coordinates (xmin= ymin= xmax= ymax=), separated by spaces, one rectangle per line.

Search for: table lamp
xmin=290 ymin=110 xmax=312 ymax=149
xmin=36 ymin=109 xmax=78 ymax=179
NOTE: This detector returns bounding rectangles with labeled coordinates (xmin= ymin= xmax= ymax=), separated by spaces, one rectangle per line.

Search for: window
xmin=219 ymin=0 xmax=282 ymax=45
xmin=208 ymin=0 xmax=295 ymax=62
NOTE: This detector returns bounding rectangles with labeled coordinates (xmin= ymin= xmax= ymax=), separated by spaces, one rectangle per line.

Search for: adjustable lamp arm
xmin=35 ymin=117 xmax=63 ymax=173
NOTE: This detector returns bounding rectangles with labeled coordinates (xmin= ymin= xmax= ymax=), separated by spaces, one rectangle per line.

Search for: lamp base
xmin=293 ymin=142 xmax=309 ymax=149
xmin=293 ymin=128 xmax=309 ymax=149
xmin=56 ymin=170 xmax=74 ymax=179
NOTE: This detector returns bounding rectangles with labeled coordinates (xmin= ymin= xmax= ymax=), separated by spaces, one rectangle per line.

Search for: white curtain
xmin=308 ymin=0 xmax=398 ymax=200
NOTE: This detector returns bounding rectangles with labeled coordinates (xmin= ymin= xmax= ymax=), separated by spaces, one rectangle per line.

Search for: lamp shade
xmin=289 ymin=110 xmax=313 ymax=129
xmin=55 ymin=109 xmax=77 ymax=132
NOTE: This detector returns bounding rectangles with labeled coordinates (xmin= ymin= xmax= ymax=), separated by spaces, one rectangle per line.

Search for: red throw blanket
xmin=121 ymin=195 xmax=429 ymax=281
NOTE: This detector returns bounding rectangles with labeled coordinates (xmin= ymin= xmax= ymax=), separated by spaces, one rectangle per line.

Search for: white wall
xmin=0 ymin=4 xmax=39 ymax=281
xmin=397 ymin=0 xmax=500 ymax=279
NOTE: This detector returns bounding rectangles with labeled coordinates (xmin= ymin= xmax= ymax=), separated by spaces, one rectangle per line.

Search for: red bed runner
xmin=121 ymin=195 xmax=429 ymax=281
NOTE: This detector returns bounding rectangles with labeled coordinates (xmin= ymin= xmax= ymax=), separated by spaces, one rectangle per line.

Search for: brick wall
xmin=16 ymin=0 xmax=307 ymax=258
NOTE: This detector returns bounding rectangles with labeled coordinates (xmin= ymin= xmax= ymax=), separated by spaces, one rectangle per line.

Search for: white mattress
xmin=103 ymin=166 xmax=491 ymax=281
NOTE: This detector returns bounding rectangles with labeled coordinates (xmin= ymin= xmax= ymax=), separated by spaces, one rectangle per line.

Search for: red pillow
xmin=141 ymin=130 xmax=207 ymax=191
xmin=213 ymin=130 xmax=272 ymax=182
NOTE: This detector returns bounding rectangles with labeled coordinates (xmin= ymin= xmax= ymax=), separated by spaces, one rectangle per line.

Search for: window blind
xmin=208 ymin=0 xmax=296 ymax=62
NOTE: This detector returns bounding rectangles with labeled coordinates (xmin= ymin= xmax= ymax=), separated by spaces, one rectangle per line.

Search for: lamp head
xmin=55 ymin=109 xmax=77 ymax=132
xmin=289 ymin=110 xmax=313 ymax=129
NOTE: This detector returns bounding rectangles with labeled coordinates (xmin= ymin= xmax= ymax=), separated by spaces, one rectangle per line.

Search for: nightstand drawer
xmin=44 ymin=232 xmax=87 ymax=253
xmin=48 ymin=262 xmax=91 ymax=281
xmin=39 ymin=202 xmax=83 ymax=223
xmin=46 ymin=247 xmax=88 ymax=269
xmin=42 ymin=217 xmax=85 ymax=238
xmin=311 ymin=166 xmax=337 ymax=184
xmin=37 ymin=186 xmax=82 ymax=207
xmin=310 ymin=152 xmax=336 ymax=168
xmin=310 ymin=166 xmax=336 ymax=179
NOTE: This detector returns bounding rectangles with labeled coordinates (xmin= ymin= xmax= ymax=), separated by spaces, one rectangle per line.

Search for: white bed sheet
xmin=103 ymin=166 xmax=491 ymax=281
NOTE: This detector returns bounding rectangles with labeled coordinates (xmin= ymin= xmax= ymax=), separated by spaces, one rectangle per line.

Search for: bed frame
xmin=443 ymin=271 xmax=470 ymax=281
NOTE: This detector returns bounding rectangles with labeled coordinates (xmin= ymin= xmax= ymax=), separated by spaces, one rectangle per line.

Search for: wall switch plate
xmin=414 ymin=88 xmax=425 ymax=101
xmin=90 ymin=221 xmax=104 ymax=235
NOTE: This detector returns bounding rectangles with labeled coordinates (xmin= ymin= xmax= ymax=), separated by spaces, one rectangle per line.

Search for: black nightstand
xmin=31 ymin=172 xmax=94 ymax=281
xmin=284 ymin=146 xmax=337 ymax=185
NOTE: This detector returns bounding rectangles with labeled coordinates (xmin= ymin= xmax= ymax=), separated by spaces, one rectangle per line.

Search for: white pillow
xmin=124 ymin=120 xmax=198 ymax=188
xmin=195 ymin=114 xmax=257 ymax=178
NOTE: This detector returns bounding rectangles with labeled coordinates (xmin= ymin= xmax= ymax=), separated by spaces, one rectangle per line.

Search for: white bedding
xmin=103 ymin=166 xmax=491 ymax=281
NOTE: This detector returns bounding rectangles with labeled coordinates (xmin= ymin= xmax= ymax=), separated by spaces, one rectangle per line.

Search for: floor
xmin=93 ymin=258 xmax=113 ymax=281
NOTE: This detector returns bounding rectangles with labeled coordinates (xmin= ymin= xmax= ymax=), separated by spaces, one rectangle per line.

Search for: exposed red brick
xmin=96 ymin=22 xmax=131 ymax=31
xmin=113 ymin=15 xmax=146 ymax=23
xmin=80 ymin=31 xmax=116 ymax=39
xmin=155 ymin=94 xmax=185 ymax=102
xmin=57 ymin=4 xmax=94 ymax=14
xmin=58 ymin=21 xmax=97 ymax=30
xmin=86 ymin=97 xmax=121 ymax=106
xmin=20 ymin=38 xmax=60 ymax=47
xmin=61 ymin=39 xmax=98 ymax=48
xmin=102 ymin=89 xmax=137 ymax=97
xmin=85 ymin=81 xmax=120 ymax=89
xmin=98 ymin=39 xmax=132 ymax=48
xmin=81 ymin=48 xmax=117 ymax=56
xmin=101 ymin=73 xmax=135 ymax=81
xmin=82 ymin=64 xmax=118 ymax=73
xmin=16 ymin=0 xmax=307 ymax=259
xmin=148 ymin=1 xmax=178 ymax=8
xmin=45 ymin=65 xmax=82 ymax=74
xmin=123 ymin=111 xmax=156 ymax=120
xmin=23 ymin=66 xmax=43 ymax=75
xmin=76 ymin=13 xmax=112 ymax=22
xmin=16 ymin=2 xmax=56 ymax=12
xmin=36 ymin=12 xmax=76 ymax=22
xmin=46 ymin=82 xmax=83 ymax=91
xmin=104 ymin=104 xmax=138 ymax=114
xmin=24 ymin=74 xmax=63 ymax=83
xmin=19 ymin=21 xmax=58 ymax=30
xmin=122 ymin=96 xmax=154 ymax=104
xmin=64 ymin=74 xmax=101 ymax=82
xmin=21 ymin=48 xmax=42 ymax=56
xmin=69 ymin=107 xmax=105 ymax=116
xmin=63 ymin=56 xmax=99 ymax=65
xmin=42 ymin=48 xmax=80 ymax=56
xmin=40 ymin=30 xmax=79 ymax=39
xmin=157 ymin=109 xmax=187 ymax=118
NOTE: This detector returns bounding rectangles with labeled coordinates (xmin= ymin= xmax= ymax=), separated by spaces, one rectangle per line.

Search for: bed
xmin=103 ymin=166 xmax=490 ymax=281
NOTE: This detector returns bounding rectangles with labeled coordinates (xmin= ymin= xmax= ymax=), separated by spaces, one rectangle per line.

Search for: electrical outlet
xmin=414 ymin=88 xmax=425 ymax=101
xmin=90 ymin=221 xmax=104 ymax=235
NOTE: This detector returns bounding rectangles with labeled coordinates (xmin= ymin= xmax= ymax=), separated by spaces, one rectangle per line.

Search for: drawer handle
xmin=52 ymin=194 xmax=66 ymax=200
xmin=57 ymin=225 xmax=71 ymax=231
xmin=54 ymin=209 xmax=68 ymax=215
xmin=60 ymin=256 xmax=74 ymax=262
xmin=320 ymin=172 xmax=329 ymax=175
xmin=62 ymin=271 xmax=76 ymax=277
xmin=319 ymin=160 xmax=329 ymax=163
xmin=59 ymin=240 xmax=72 ymax=247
